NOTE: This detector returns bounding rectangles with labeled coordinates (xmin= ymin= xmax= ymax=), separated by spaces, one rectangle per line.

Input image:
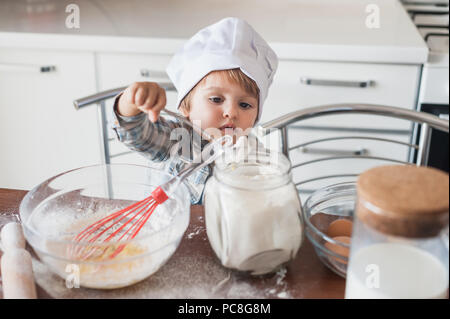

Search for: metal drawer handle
xmin=300 ymin=77 xmax=374 ymax=88
xmin=424 ymin=32 xmax=449 ymax=41
xmin=140 ymin=69 xmax=169 ymax=79
xmin=40 ymin=66 xmax=56 ymax=73
xmin=73 ymin=83 xmax=176 ymax=109
xmin=298 ymin=146 xmax=368 ymax=156
xmin=409 ymin=11 xmax=449 ymax=20
xmin=0 ymin=63 xmax=56 ymax=73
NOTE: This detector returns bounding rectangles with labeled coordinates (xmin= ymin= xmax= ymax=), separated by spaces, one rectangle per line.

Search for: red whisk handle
xmin=152 ymin=186 xmax=169 ymax=204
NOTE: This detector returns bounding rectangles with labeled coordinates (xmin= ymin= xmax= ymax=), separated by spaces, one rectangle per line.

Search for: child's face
xmin=181 ymin=72 xmax=258 ymax=138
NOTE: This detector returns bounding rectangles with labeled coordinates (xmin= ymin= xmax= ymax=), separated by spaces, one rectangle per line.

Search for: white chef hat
xmin=166 ymin=17 xmax=278 ymax=124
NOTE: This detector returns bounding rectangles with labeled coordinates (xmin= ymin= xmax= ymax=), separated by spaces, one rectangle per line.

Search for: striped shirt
xmin=110 ymin=100 xmax=212 ymax=205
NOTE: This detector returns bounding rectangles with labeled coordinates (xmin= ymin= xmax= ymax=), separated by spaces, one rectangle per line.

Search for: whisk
xmin=70 ymin=135 xmax=232 ymax=260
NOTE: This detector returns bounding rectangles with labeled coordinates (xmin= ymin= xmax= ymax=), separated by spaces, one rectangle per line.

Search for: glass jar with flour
xmin=345 ymin=165 xmax=449 ymax=299
xmin=204 ymin=148 xmax=303 ymax=275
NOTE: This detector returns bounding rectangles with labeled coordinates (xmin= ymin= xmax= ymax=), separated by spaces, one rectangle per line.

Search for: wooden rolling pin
xmin=1 ymin=222 xmax=37 ymax=299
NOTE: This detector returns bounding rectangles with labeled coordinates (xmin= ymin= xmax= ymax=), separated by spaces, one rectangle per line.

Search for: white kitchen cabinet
xmin=0 ymin=48 xmax=101 ymax=190
xmin=263 ymin=60 xmax=422 ymax=130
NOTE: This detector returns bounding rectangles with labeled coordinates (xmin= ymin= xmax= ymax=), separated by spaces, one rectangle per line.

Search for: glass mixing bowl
xmin=302 ymin=182 xmax=356 ymax=278
xmin=19 ymin=164 xmax=191 ymax=289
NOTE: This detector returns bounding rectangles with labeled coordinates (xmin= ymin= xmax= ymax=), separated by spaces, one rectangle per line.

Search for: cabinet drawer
xmin=262 ymin=60 xmax=421 ymax=130
xmin=284 ymin=127 xmax=413 ymax=202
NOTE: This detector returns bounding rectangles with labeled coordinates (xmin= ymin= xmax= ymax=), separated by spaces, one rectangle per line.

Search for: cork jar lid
xmin=356 ymin=165 xmax=449 ymax=238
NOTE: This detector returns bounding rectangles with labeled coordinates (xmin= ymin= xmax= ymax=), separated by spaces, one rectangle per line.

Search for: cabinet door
xmin=0 ymin=48 xmax=101 ymax=190
xmin=97 ymin=52 xmax=176 ymax=166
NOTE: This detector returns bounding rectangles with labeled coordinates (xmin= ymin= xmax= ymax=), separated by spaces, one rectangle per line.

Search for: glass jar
xmin=345 ymin=165 xmax=449 ymax=299
xmin=204 ymin=149 xmax=304 ymax=275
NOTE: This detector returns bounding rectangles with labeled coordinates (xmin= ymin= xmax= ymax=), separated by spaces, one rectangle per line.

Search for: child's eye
xmin=209 ymin=97 xmax=222 ymax=103
xmin=239 ymin=102 xmax=252 ymax=109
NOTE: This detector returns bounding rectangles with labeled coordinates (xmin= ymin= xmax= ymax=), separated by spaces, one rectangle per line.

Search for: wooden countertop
xmin=0 ymin=188 xmax=345 ymax=299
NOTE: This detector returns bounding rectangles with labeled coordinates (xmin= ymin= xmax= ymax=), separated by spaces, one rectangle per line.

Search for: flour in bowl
xmin=26 ymin=196 xmax=189 ymax=289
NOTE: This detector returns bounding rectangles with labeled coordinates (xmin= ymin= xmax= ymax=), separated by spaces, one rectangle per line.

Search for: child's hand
xmin=117 ymin=82 xmax=167 ymax=123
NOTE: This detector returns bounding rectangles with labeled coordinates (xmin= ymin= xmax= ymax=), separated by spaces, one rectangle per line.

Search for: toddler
xmin=111 ymin=17 xmax=278 ymax=204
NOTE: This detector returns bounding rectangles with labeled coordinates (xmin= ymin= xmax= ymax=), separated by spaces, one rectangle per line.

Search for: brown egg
xmin=309 ymin=212 xmax=336 ymax=234
xmin=326 ymin=219 xmax=353 ymax=238
xmin=324 ymin=236 xmax=351 ymax=265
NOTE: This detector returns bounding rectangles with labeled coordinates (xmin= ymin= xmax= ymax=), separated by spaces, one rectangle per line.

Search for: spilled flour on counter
xmin=186 ymin=216 xmax=207 ymax=240
xmin=32 ymin=254 xmax=230 ymax=298
xmin=263 ymin=267 xmax=292 ymax=299
xmin=224 ymin=267 xmax=292 ymax=299
xmin=31 ymin=255 xmax=293 ymax=299
xmin=187 ymin=225 xmax=205 ymax=239
xmin=276 ymin=267 xmax=287 ymax=285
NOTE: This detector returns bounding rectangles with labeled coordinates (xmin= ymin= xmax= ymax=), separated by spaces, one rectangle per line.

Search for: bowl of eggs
xmin=302 ymin=182 xmax=356 ymax=278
